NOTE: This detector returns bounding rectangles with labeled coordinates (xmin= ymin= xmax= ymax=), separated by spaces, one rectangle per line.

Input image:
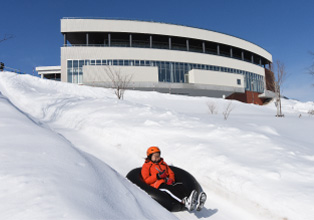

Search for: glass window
xmin=79 ymin=60 xmax=84 ymax=67
xmin=78 ymin=74 xmax=82 ymax=84
xmin=67 ymin=60 xmax=72 ymax=83
xmin=72 ymin=60 xmax=78 ymax=84
xmin=78 ymin=58 xmax=263 ymax=88
xmin=67 ymin=60 xmax=73 ymax=68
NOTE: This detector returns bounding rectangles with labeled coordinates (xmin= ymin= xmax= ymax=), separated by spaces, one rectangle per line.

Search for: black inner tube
xmin=126 ymin=166 xmax=202 ymax=212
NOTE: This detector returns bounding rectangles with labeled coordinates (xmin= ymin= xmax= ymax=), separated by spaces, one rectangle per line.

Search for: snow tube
xmin=126 ymin=166 xmax=202 ymax=212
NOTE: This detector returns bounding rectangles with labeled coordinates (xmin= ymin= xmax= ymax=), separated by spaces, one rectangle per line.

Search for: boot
xmin=196 ymin=192 xmax=207 ymax=211
xmin=183 ymin=190 xmax=198 ymax=211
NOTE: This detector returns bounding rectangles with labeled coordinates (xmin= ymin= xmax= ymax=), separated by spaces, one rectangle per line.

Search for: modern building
xmin=36 ymin=66 xmax=61 ymax=81
xmin=37 ymin=18 xmax=276 ymax=104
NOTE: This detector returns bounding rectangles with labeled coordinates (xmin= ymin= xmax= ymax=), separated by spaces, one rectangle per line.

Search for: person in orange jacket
xmin=141 ymin=146 xmax=206 ymax=211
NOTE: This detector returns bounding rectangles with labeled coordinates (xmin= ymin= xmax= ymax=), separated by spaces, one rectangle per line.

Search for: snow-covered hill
xmin=0 ymin=71 xmax=314 ymax=220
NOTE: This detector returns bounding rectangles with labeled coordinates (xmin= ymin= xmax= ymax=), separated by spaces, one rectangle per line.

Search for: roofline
xmin=61 ymin=17 xmax=272 ymax=55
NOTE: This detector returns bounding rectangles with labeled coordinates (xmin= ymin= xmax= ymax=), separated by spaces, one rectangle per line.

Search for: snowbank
xmin=1 ymin=71 xmax=314 ymax=220
xmin=0 ymin=73 xmax=177 ymax=219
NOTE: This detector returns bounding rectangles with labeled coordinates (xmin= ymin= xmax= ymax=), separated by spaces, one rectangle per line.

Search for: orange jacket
xmin=141 ymin=158 xmax=175 ymax=189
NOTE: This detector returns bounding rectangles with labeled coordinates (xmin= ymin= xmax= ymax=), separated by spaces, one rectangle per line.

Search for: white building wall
xmin=61 ymin=47 xmax=265 ymax=82
xmin=36 ymin=66 xmax=61 ymax=79
xmin=82 ymin=65 xmax=158 ymax=84
xmin=61 ymin=19 xmax=272 ymax=62
xmin=189 ymin=69 xmax=244 ymax=89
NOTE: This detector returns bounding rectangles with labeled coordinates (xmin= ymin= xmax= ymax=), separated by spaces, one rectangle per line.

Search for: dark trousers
xmin=159 ymin=182 xmax=189 ymax=202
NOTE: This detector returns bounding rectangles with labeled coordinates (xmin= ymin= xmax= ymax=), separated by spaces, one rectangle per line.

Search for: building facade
xmin=40 ymin=18 xmax=275 ymax=104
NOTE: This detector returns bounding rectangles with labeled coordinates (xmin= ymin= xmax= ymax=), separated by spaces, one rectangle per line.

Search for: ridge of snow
xmin=0 ymin=73 xmax=177 ymax=220
xmin=1 ymin=71 xmax=314 ymax=220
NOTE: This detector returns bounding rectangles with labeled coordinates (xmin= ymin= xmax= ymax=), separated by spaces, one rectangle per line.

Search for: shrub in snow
xmin=308 ymin=109 xmax=314 ymax=116
xmin=207 ymin=101 xmax=217 ymax=114
xmin=222 ymin=102 xmax=234 ymax=120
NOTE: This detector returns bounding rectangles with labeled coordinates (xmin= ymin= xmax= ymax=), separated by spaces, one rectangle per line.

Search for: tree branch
xmin=310 ymin=51 xmax=314 ymax=76
xmin=104 ymin=66 xmax=133 ymax=100
xmin=0 ymin=34 xmax=14 ymax=43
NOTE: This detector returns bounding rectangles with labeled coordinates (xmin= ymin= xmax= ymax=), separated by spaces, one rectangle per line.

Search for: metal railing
xmin=1 ymin=66 xmax=31 ymax=75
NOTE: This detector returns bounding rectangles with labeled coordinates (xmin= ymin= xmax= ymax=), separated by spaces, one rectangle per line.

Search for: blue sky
xmin=1 ymin=0 xmax=314 ymax=102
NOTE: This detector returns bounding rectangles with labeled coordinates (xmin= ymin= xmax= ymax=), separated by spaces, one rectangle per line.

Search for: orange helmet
xmin=147 ymin=146 xmax=160 ymax=157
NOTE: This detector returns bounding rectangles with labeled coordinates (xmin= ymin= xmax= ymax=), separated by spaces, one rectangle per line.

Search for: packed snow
xmin=0 ymin=71 xmax=314 ymax=220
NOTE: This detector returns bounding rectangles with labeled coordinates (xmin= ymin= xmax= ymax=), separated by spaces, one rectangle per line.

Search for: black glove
xmin=157 ymin=170 xmax=167 ymax=179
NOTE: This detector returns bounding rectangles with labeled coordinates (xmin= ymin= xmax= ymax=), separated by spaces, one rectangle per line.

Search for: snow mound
xmin=1 ymin=71 xmax=314 ymax=220
xmin=0 ymin=81 xmax=176 ymax=219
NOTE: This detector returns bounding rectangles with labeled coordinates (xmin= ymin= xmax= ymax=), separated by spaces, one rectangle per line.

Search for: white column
xmin=129 ymin=34 xmax=132 ymax=47
xmin=186 ymin=39 xmax=190 ymax=51
xmin=169 ymin=37 xmax=172 ymax=50
xmin=64 ymin=33 xmax=67 ymax=46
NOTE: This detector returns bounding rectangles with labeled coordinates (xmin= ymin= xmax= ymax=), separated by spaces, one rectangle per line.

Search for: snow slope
xmin=1 ymin=71 xmax=314 ymax=220
xmin=0 ymin=75 xmax=177 ymax=219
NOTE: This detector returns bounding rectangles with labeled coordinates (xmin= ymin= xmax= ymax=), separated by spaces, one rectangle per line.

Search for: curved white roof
xmin=61 ymin=18 xmax=272 ymax=62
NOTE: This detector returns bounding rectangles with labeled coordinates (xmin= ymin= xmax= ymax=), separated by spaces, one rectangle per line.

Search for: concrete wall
xmin=189 ymin=69 xmax=245 ymax=89
xmin=61 ymin=47 xmax=265 ymax=82
xmin=61 ymin=19 xmax=272 ymax=62
xmin=82 ymin=65 xmax=158 ymax=84
xmin=36 ymin=66 xmax=61 ymax=79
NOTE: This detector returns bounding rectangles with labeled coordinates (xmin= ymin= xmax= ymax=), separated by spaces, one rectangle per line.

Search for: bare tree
xmin=207 ymin=101 xmax=217 ymax=114
xmin=271 ymin=60 xmax=287 ymax=117
xmin=222 ymin=102 xmax=234 ymax=120
xmin=309 ymin=51 xmax=314 ymax=85
xmin=308 ymin=109 xmax=314 ymax=116
xmin=0 ymin=34 xmax=14 ymax=43
xmin=104 ymin=66 xmax=133 ymax=100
